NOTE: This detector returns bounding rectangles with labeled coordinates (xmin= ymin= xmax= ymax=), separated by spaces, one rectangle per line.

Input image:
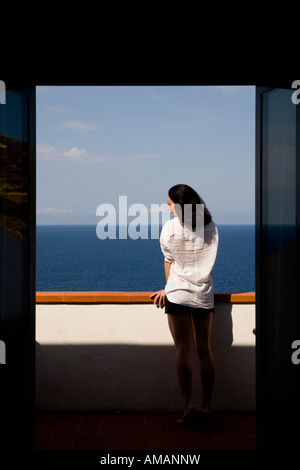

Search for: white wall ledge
xmin=35 ymin=301 xmax=256 ymax=413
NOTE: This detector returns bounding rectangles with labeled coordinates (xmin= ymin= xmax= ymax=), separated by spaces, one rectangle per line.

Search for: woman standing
xmin=150 ymin=184 xmax=219 ymax=423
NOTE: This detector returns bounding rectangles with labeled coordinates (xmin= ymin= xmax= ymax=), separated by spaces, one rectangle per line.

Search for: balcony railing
xmin=36 ymin=291 xmax=255 ymax=304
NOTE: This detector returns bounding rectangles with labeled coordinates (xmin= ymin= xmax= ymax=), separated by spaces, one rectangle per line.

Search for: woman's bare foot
xmin=197 ymin=406 xmax=213 ymax=418
xmin=183 ymin=401 xmax=196 ymax=418
xmin=177 ymin=401 xmax=197 ymax=424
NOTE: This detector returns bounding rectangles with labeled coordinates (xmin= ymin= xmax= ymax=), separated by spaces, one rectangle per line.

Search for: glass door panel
xmin=0 ymin=87 xmax=36 ymax=450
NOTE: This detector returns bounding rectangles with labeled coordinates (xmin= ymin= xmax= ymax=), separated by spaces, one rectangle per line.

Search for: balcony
xmin=35 ymin=291 xmax=255 ymax=450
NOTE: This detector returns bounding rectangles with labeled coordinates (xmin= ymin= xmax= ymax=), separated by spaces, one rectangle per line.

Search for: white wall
xmin=35 ymin=302 xmax=255 ymax=412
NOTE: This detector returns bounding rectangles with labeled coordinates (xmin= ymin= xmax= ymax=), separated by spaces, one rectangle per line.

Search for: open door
xmin=256 ymin=86 xmax=300 ymax=449
xmin=0 ymin=86 xmax=36 ymax=449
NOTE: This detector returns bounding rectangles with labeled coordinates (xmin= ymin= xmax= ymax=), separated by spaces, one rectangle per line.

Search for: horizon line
xmin=36 ymin=222 xmax=255 ymax=226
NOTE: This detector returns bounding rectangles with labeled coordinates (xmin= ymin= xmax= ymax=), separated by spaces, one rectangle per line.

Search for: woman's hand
xmin=150 ymin=290 xmax=166 ymax=308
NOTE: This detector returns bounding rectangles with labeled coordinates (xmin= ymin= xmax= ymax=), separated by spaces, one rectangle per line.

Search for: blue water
xmin=36 ymin=224 xmax=255 ymax=293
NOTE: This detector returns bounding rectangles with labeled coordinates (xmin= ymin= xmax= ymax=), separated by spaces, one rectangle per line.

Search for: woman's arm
xmin=164 ymin=260 xmax=172 ymax=281
xmin=150 ymin=261 xmax=172 ymax=308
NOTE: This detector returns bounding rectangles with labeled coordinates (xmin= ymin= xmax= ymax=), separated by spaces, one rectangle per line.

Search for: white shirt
xmin=160 ymin=217 xmax=219 ymax=309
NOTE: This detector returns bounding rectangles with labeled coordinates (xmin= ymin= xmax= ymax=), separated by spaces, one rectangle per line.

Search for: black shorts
xmin=164 ymin=295 xmax=214 ymax=317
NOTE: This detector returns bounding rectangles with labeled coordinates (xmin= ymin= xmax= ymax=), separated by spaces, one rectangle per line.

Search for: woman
xmin=150 ymin=184 xmax=218 ymax=423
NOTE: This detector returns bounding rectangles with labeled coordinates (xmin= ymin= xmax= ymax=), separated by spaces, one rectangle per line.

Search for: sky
xmin=36 ymin=85 xmax=256 ymax=225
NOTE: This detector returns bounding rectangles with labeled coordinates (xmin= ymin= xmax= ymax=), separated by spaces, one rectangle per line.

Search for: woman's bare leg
xmin=167 ymin=313 xmax=195 ymax=418
xmin=191 ymin=311 xmax=215 ymax=413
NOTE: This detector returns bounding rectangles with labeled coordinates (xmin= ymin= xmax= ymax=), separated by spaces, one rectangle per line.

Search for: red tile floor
xmin=35 ymin=411 xmax=256 ymax=451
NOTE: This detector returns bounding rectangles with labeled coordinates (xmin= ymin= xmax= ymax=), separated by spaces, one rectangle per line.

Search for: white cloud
xmin=216 ymin=85 xmax=239 ymax=97
xmin=37 ymin=207 xmax=77 ymax=214
xmin=58 ymin=120 xmax=100 ymax=130
xmin=143 ymin=86 xmax=160 ymax=101
xmin=37 ymin=144 xmax=60 ymax=160
xmin=88 ymin=154 xmax=111 ymax=163
xmin=215 ymin=85 xmax=254 ymax=99
xmin=37 ymin=144 xmax=111 ymax=164
xmin=62 ymin=147 xmax=87 ymax=159
xmin=127 ymin=153 xmax=167 ymax=161
xmin=159 ymin=123 xmax=206 ymax=130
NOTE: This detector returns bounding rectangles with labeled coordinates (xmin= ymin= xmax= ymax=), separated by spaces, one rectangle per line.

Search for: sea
xmin=36 ymin=224 xmax=255 ymax=293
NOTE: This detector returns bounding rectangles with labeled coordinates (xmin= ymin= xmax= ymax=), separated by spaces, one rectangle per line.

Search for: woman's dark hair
xmin=168 ymin=184 xmax=212 ymax=229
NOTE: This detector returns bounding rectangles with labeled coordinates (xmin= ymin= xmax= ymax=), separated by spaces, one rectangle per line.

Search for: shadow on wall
xmin=35 ymin=304 xmax=255 ymax=412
